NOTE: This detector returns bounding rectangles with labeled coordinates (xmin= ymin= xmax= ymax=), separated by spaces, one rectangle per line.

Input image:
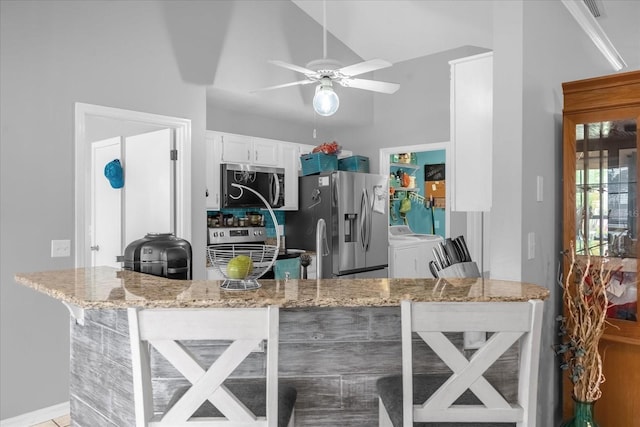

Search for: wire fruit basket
xmin=207 ymin=243 xmax=278 ymax=290
xmin=208 ymin=182 xmax=280 ymax=291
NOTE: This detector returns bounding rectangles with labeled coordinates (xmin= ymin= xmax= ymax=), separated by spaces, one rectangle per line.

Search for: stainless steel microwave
xmin=221 ymin=164 xmax=285 ymax=208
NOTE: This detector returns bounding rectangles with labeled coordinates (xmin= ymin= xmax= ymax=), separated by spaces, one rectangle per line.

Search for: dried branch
xmin=557 ymin=242 xmax=610 ymax=402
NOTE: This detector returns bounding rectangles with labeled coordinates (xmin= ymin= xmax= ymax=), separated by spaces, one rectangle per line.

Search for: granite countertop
xmin=15 ymin=267 xmax=550 ymax=309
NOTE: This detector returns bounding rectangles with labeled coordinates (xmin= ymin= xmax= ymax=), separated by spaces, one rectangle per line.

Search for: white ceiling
xmin=206 ymin=0 xmax=639 ymax=127
xmin=292 ymin=0 xmax=639 ymax=68
xmin=291 ymin=0 xmax=494 ymax=64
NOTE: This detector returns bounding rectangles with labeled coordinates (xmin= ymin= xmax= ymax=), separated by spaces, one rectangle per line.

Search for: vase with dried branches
xmin=555 ymin=242 xmax=613 ymax=426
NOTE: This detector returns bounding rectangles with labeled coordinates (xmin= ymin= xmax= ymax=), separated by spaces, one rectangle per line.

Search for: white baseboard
xmin=0 ymin=401 xmax=69 ymax=427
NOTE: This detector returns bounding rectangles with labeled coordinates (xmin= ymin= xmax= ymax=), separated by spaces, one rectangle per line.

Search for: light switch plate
xmin=536 ymin=176 xmax=543 ymax=202
xmin=51 ymin=239 xmax=71 ymax=257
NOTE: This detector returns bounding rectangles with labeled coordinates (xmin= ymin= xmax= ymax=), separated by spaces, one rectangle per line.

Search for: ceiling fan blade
xmin=268 ymin=60 xmax=318 ymax=77
xmin=251 ymin=79 xmax=315 ymax=93
xmin=339 ymin=78 xmax=400 ymax=94
xmin=337 ymin=59 xmax=393 ymax=77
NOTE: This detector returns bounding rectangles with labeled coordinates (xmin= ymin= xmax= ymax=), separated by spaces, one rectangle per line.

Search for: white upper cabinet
xmin=205 ymin=132 xmax=222 ymax=210
xmin=220 ymin=133 xmax=278 ymax=166
xmin=252 ymin=138 xmax=280 ymax=166
xmin=280 ymin=143 xmax=299 ymax=211
xmin=449 ymin=52 xmax=493 ymax=212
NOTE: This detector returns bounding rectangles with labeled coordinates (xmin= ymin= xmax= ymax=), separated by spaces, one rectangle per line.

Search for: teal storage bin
xmin=338 ymin=155 xmax=370 ymax=173
xmin=274 ymin=257 xmax=301 ymax=279
xmin=300 ymin=153 xmax=338 ymax=176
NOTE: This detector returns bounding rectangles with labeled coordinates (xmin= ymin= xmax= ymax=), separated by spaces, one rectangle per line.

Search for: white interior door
xmin=124 ymin=128 xmax=173 ymax=246
xmin=91 ymin=137 xmax=122 ymax=268
xmin=88 ymin=128 xmax=174 ymax=268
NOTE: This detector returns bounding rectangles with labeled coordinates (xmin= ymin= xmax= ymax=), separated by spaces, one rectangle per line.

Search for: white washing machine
xmin=388 ymin=225 xmax=443 ymax=278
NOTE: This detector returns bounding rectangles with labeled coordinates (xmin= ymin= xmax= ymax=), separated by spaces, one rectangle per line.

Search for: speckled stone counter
xmin=15 ymin=268 xmax=549 ymax=426
xmin=15 ymin=266 xmax=549 ymax=309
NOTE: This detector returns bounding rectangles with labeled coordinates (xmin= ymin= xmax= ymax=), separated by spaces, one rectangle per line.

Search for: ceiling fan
xmin=252 ymin=1 xmax=400 ymax=116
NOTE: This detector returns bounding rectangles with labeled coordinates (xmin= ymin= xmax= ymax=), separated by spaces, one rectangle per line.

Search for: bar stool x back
xmin=378 ymin=299 xmax=544 ymax=427
xmin=128 ymin=305 xmax=296 ymax=426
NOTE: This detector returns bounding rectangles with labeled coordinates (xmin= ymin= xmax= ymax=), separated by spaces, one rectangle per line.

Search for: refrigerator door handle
xmin=367 ymin=188 xmax=373 ymax=250
xmin=364 ymin=188 xmax=372 ymax=251
xmin=359 ymin=189 xmax=368 ymax=250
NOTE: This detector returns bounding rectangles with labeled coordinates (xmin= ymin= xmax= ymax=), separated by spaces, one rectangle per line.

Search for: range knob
xmin=220 ymin=231 xmax=225 ymax=237
xmin=212 ymin=231 xmax=218 ymax=238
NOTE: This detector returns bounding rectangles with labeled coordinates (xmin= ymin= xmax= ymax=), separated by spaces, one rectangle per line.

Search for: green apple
xmin=227 ymin=255 xmax=253 ymax=279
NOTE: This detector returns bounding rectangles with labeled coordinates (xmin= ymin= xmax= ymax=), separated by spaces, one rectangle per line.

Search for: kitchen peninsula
xmin=16 ymin=268 xmax=549 ymax=426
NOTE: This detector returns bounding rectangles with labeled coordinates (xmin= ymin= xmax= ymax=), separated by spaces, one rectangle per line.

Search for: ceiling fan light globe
xmin=313 ymin=85 xmax=339 ymax=116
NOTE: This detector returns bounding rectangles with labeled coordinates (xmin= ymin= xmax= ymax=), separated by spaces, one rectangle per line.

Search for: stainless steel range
xmin=208 ymin=226 xmax=266 ymax=245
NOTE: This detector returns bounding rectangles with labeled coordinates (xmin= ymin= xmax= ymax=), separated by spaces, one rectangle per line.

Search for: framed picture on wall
xmin=425 ymin=163 xmax=445 ymax=181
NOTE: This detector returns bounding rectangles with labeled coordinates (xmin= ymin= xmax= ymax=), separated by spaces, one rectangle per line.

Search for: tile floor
xmin=30 ymin=413 xmax=70 ymax=427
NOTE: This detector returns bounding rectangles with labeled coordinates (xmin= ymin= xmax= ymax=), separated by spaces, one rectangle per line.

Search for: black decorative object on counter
xmin=123 ymin=233 xmax=191 ymax=280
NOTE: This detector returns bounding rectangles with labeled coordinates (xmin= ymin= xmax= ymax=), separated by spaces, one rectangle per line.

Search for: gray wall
xmin=0 ymin=1 xmax=207 ymax=419
xmin=491 ymin=2 xmax=630 ymax=426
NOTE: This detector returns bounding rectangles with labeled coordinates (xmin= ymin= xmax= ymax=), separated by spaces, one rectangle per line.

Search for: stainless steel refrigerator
xmin=286 ymin=171 xmax=389 ymax=278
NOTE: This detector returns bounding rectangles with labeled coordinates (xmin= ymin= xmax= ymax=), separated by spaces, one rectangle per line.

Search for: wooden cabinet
xmin=449 ymin=52 xmax=492 ymax=212
xmin=562 ymin=71 xmax=640 ymax=426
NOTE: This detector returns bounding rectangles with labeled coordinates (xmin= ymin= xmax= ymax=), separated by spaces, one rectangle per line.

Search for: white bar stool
xmin=377 ymin=299 xmax=544 ymax=427
xmin=128 ymin=305 xmax=296 ymax=426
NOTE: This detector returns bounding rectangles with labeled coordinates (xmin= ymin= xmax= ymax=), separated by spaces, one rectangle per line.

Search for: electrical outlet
xmin=51 ymin=239 xmax=71 ymax=257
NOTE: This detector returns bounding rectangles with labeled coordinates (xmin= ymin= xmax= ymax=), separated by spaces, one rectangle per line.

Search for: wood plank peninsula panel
xmin=16 ymin=267 xmax=549 ymax=426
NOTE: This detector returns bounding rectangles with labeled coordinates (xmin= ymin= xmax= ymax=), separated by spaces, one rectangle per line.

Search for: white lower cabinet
xmin=389 ymin=243 xmax=432 ymax=278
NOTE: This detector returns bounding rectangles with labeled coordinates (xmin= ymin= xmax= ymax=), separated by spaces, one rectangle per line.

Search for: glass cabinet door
xmin=574 ymin=118 xmax=638 ymax=323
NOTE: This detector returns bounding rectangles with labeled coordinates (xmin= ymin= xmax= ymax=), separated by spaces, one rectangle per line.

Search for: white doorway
xmin=75 ymin=103 xmax=191 ymax=269
xmin=380 ymin=143 xmax=490 ymax=275
xmin=89 ymin=129 xmax=175 ymax=268
xmin=380 ymin=142 xmax=452 ymax=238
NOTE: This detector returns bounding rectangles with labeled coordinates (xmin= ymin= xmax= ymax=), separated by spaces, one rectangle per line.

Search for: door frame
xmin=380 ymin=142 xmax=451 ymax=237
xmin=74 ymin=102 xmax=191 ymax=268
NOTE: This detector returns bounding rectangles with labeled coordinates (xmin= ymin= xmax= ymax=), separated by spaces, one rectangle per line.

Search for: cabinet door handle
xmin=247 ymin=149 xmax=250 ymax=160
xmin=255 ymin=150 xmax=258 ymax=161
